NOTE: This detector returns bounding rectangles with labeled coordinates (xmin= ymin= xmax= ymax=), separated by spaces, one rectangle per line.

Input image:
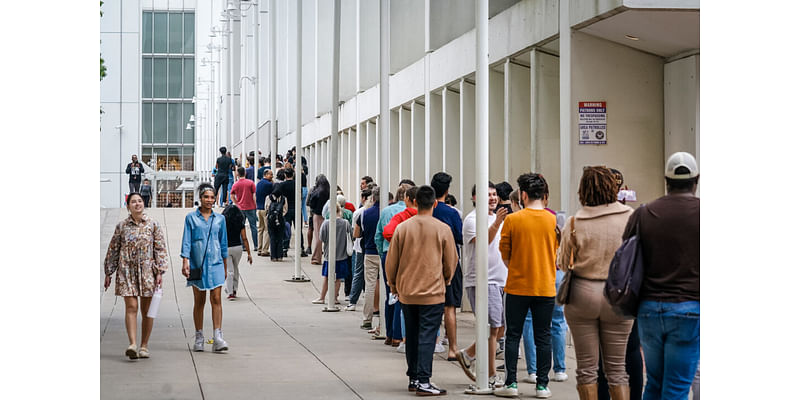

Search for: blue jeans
xmin=241 ymin=209 xmax=258 ymax=249
xmin=349 ymin=251 xmax=365 ymax=305
xmin=226 ymin=177 xmax=233 ymax=205
xmin=638 ymin=300 xmax=700 ymax=400
xmin=380 ymin=252 xmax=403 ymax=340
xmin=523 ymin=269 xmax=567 ymax=374
xmin=301 ymin=187 xmax=309 ymax=223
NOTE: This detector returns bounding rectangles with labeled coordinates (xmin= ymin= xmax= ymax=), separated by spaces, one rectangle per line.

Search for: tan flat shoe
xmin=138 ymin=347 xmax=150 ymax=358
xmin=125 ymin=344 xmax=138 ymax=360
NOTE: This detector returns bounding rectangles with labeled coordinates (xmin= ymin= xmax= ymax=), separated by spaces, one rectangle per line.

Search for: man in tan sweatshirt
xmin=386 ymin=185 xmax=459 ymax=396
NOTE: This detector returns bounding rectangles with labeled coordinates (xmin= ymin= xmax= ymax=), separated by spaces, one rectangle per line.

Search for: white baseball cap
xmin=665 ymin=152 xmax=699 ymax=180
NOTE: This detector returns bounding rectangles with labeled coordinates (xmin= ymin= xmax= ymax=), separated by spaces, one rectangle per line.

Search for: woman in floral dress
xmin=181 ymin=183 xmax=230 ymax=352
xmin=104 ymin=192 xmax=169 ymax=360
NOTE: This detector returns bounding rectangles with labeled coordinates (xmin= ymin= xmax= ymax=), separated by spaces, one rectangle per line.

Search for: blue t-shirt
xmin=255 ymin=179 xmax=273 ymax=210
xmin=433 ymin=202 xmax=463 ymax=245
xmin=359 ymin=203 xmax=381 ymax=255
xmin=246 ymin=166 xmax=255 ymax=181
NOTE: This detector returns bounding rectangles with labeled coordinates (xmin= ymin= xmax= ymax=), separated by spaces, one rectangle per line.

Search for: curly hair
xmin=578 ymin=166 xmax=618 ymax=207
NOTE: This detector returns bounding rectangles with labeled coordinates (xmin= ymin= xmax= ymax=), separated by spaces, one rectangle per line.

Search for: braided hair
xmin=517 ymin=173 xmax=549 ymax=201
xmin=578 ymin=166 xmax=618 ymax=207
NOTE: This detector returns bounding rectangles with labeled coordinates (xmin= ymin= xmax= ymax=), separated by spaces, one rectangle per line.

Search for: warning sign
xmin=578 ymin=101 xmax=607 ymax=145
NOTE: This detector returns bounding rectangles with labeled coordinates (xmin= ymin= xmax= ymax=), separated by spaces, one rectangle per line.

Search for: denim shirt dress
xmin=181 ymin=209 xmax=228 ymax=290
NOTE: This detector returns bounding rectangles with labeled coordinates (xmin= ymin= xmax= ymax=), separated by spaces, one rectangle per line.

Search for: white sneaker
xmin=553 ymin=371 xmax=568 ymax=382
xmin=441 ymin=337 xmax=449 ymax=347
xmin=523 ymin=373 xmax=537 ymax=383
xmin=489 ymin=375 xmax=505 ymax=389
xmin=388 ymin=294 xmax=399 ymax=305
xmin=397 ymin=342 xmax=406 ymax=353
xmin=193 ymin=331 xmax=205 ymax=352
xmin=494 ymin=383 xmax=518 ymax=397
xmin=345 ymin=304 xmax=357 ymax=311
xmin=535 ymin=385 xmax=552 ymax=398
xmin=212 ymin=329 xmax=229 ymax=352
xmin=434 ymin=343 xmax=446 ymax=353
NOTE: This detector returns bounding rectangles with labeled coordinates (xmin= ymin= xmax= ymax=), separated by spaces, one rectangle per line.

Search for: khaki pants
xmin=257 ymin=209 xmax=270 ymax=254
xmin=564 ymin=277 xmax=634 ymax=385
xmin=311 ymin=214 xmax=324 ymax=264
xmin=362 ymin=254 xmax=381 ymax=323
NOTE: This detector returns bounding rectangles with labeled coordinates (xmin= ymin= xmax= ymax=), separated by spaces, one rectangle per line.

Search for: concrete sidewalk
xmin=100 ymin=208 xmax=579 ymax=400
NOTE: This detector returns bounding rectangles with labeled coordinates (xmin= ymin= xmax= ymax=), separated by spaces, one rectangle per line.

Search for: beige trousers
xmin=564 ymin=277 xmax=634 ymax=385
xmin=362 ymin=254 xmax=381 ymax=323
xmin=257 ymin=209 xmax=270 ymax=254
xmin=311 ymin=214 xmax=324 ymax=264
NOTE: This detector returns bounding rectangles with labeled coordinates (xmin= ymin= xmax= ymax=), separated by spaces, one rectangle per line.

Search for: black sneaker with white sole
xmin=416 ymin=382 xmax=447 ymax=396
xmin=408 ymin=378 xmax=419 ymax=392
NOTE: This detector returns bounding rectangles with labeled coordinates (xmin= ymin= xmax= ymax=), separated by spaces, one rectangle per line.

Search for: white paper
xmin=147 ymin=287 xmax=163 ymax=319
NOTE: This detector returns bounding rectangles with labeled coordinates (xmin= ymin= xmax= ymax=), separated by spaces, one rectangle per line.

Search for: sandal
xmin=125 ymin=344 xmax=138 ymax=360
xmin=138 ymin=347 xmax=150 ymax=358
xmin=311 ymin=299 xmax=325 ymax=304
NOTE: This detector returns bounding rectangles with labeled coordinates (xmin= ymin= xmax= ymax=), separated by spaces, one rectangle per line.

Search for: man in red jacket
xmin=382 ymin=186 xmax=418 ymax=242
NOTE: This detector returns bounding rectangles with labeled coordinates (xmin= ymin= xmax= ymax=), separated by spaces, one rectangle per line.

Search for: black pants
xmin=344 ymin=256 xmax=353 ymax=297
xmin=142 ymin=195 xmax=151 ymax=208
xmin=598 ymin=319 xmax=643 ymax=399
xmin=402 ymin=303 xmax=444 ymax=384
xmin=282 ymin=209 xmax=304 ymax=253
xmin=214 ymin=177 xmax=229 ymax=204
xmin=268 ymin=222 xmax=284 ymax=259
xmin=129 ymin=181 xmax=141 ymax=194
xmin=504 ymin=294 xmax=555 ymax=387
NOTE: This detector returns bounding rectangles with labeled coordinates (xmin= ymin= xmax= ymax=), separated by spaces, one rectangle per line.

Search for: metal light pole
xmin=324 ymin=0 xmax=342 ymax=312
xmin=559 ymin=0 xmax=572 ymax=214
xmin=254 ymin=0 xmax=260 ymax=184
xmin=377 ymin=0 xmax=389 ymax=339
xmin=473 ymin=0 xmax=491 ymax=393
xmin=293 ymin=0 xmax=307 ymax=281
xmin=269 ymin=0 xmax=277 ymax=160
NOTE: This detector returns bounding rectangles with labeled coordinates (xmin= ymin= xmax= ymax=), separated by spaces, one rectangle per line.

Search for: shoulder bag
xmin=604 ymin=205 xmax=646 ymax=317
xmin=555 ymin=216 xmax=577 ymax=306
xmin=189 ymin=215 xmax=215 ymax=281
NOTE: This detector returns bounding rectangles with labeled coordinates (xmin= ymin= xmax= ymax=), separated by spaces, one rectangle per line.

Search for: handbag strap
xmin=568 ymin=216 xmax=577 ymax=270
xmin=199 ymin=214 xmax=215 ymax=270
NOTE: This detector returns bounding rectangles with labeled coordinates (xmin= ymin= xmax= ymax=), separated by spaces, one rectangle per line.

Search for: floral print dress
xmin=104 ymin=214 xmax=169 ymax=297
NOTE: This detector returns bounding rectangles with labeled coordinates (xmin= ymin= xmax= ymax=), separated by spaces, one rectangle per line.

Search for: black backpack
xmin=268 ymin=195 xmax=285 ymax=230
xmin=604 ymin=204 xmax=647 ymax=317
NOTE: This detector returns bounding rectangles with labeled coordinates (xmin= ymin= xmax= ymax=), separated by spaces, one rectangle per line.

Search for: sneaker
xmin=434 ymin=343 xmax=446 ymax=353
xmin=496 ymin=349 xmax=504 ymax=360
xmin=311 ymin=299 xmax=325 ymax=304
xmin=455 ymin=349 xmax=476 ymax=381
xmin=212 ymin=329 xmax=229 ymax=352
xmin=497 ymin=363 xmax=504 ymax=371
xmin=227 ymin=293 xmax=236 ymax=300
xmin=125 ymin=344 xmax=139 ymax=359
xmin=345 ymin=304 xmax=357 ymax=311
xmin=360 ymin=321 xmax=372 ymax=330
xmin=138 ymin=347 xmax=150 ymax=359
xmin=416 ymin=382 xmax=447 ymax=396
xmin=523 ymin=373 xmax=537 ymax=384
xmin=397 ymin=342 xmax=406 ymax=353
xmin=301 ymin=251 xmax=309 ymax=257
xmin=193 ymin=331 xmax=205 ymax=352
xmin=441 ymin=337 xmax=449 ymax=347
xmin=489 ymin=375 xmax=505 ymax=389
xmin=535 ymin=385 xmax=551 ymax=398
xmin=553 ymin=372 xmax=568 ymax=382
xmin=493 ymin=382 xmax=518 ymax=397
xmin=408 ymin=378 xmax=419 ymax=392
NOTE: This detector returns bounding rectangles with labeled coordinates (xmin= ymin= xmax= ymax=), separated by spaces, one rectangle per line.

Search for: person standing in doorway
xmin=126 ymin=154 xmax=145 ymax=194
xmin=386 ymin=185 xmax=458 ymax=396
xmin=631 ymin=152 xmax=700 ymax=400
xmin=495 ymin=173 xmax=558 ymax=399
xmin=180 ymin=183 xmax=230 ymax=352
xmin=429 ymin=172 xmax=464 ymax=361
xmin=230 ymin=167 xmax=259 ymax=252
xmin=103 ymin=192 xmax=168 ymax=359
xmin=214 ymin=147 xmax=234 ymax=207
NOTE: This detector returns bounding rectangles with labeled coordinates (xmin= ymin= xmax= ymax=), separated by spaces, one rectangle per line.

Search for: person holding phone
xmin=181 ymin=183 xmax=230 ymax=352
xmin=103 ymin=192 xmax=169 ymax=359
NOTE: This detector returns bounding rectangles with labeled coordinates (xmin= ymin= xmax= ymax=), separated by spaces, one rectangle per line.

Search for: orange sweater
xmin=385 ymin=215 xmax=458 ymax=305
xmin=499 ymin=208 xmax=558 ymax=297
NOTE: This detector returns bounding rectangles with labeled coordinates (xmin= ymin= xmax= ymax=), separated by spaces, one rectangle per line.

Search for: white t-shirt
xmin=462 ymin=210 xmax=507 ymax=288
xmin=352 ymin=206 xmax=367 ymax=253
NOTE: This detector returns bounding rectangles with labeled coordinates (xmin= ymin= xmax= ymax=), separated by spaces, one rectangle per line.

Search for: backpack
xmin=604 ymin=204 xmax=646 ymax=317
xmin=268 ymin=195 xmax=285 ymax=231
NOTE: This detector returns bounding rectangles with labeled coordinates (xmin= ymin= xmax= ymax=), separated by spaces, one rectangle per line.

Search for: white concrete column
xmin=489 ymin=69 xmax=504 ymax=183
xmin=293 ymin=0 xmax=305 ymax=280
xmin=443 ymin=88 xmax=460 ymax=210
xmin=389 ymin=109 xmax=400 ymax=189
xmin=399 ymin=106 xmax=411 ymax=182
xmin=460 ymin=80 xmax=476 ymax=216
xmin=507 ymin=61 xmax=531 ymax=182
xmin=429 ymin=91 xmax=443 ymax=175
xmin=378 ymin=0 xmax=390 ymax=339
xmin=328 ymin=0 xmax=342 ymax=313
xmin=270 ymin=0 xmax=278 ymax=158
xmin=559 ymin=0 xmax=572 ymax=213
xmin=411 ymin=101 xmax=425 ymax=185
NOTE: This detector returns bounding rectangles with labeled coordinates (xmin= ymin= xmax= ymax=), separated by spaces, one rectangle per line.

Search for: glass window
xmin=153 ymin=58 xmax=167 ymax=98
xmin=183 ymin=103 xmax=194 ymax=144
xmin=153 ymin=12 xmax=168 ymax=53
xmin=154 ymin=148 xmax=167 ymax=171
xmin=182 ymin=147 xmax=195 ymax=171
xmin=153 ymin=103 xmax=167 ymax=143
xmin=184 ymin=191 xmax=194 ymax=208
xmin=184 ymin=13 xmax=195 ymax=54
xmin=167 ymin=147 xmax=181 ymax=171
xmin=169 ymin=13 xmax=183 ymax=53
xmin=142 ymin=58 xmax=152 ymax=98
xmin=142 ymin=103 xmax=153 ymax=144
xmin=168 ymin=103 xmax=181 ymax=143
xmin=140 ymin=147 xmax=154 ymax=169
xmin=168 ymin=59 xmax=182 ymax=98
xmin=143 ymin=12 xmax=153 ymax=53
xmin=183 ymin=58 xmax=194 ymax=98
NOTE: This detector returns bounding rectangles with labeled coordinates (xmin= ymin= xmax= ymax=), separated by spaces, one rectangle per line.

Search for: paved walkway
xmin=100 ymin=208 xmax=579 ymax=399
